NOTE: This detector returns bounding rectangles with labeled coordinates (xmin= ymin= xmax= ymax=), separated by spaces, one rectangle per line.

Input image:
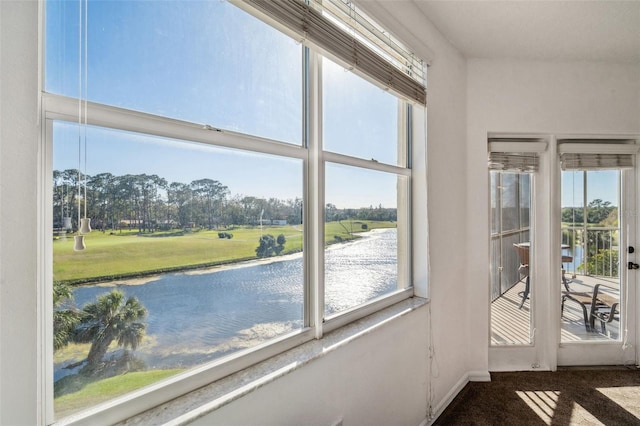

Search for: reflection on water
xmin=325 ymin=228 xmax=397 ymax=314
xmin=56 ymin=228 xmax=397 ymax=379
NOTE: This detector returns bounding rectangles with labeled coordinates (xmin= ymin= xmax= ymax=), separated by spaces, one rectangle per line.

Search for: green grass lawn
xmin=54 ymin=221 xmax=396 ymax=284
xmin=54 ymin=225 xmax=304 ymax=283
xmin=54 ymin=369 xmax=184 ymax=419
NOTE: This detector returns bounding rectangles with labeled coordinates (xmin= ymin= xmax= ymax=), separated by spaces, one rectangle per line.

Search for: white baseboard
xmin=467 ymin=370 xmax=491 ymax=382
xmin=421 ymin=369 xmax=491 ymax=426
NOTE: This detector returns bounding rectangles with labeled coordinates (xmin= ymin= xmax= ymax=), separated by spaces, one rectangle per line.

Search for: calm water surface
xmin=56 ymin=228 xmax=397 ymax=379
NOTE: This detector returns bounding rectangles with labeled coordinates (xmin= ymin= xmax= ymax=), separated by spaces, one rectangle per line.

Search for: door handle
xmin=628 ymin=262 xmax=639 ymax=270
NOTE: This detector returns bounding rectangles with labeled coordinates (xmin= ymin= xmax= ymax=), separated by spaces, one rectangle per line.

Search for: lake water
xmin=56 ymin=228 xmax=398 ymax=379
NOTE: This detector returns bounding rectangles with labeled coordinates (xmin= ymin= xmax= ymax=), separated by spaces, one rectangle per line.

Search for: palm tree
xmin=53 ymin=281 xmax=81 ymax=351
xmin=74 ymin=290 xmax=147 ymax=373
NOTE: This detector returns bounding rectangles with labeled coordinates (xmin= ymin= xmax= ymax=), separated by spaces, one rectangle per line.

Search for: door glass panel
xmin=561 ymin=170 xmax=621 ymax=342
xmin=490 ymin=172 xmax=532 ymax=345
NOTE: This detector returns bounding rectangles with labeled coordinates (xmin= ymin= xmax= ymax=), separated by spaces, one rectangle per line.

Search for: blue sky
xmin=561 ymin=170 xmax=619 ymax=207
xmin=47 ymin=0 xmax=401 ymax=209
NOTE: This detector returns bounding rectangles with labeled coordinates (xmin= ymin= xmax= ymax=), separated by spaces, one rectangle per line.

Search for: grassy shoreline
xmin=55 ymin=221 xmax=396 ymax=286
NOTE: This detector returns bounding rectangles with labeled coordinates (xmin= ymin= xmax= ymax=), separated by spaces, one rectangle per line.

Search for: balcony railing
xmin=562 ymin=226 xmax=619 ymax=279
xmin=490 ymin=229 xmax=529 ymax=301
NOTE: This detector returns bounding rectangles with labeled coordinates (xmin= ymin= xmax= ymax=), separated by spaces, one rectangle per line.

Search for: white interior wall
xmin=466 ymin=59 xmax=640 ymax=371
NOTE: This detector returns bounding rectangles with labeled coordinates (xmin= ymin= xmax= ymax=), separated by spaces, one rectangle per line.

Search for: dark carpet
xmin=434 ymin=367 xmax=640 ymax=425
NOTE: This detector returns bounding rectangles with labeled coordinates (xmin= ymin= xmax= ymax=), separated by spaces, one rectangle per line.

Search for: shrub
xmin=256 ymin=234 xmax=285 ymax=257
xmin=584 ymin=248 xmax=619 ymax=277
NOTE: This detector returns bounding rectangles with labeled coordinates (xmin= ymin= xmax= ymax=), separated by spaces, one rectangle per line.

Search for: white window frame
xmin=40 ymin=3 xmax=418 ymax=424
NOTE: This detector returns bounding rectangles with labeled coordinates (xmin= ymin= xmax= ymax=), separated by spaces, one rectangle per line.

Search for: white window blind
xmin=488 ymin=139 xmax=547 ymax=173
xmin=234 ymin=0 xmax=427 ymax=105
xmin=558 ymin=140 xmax=639 ymax=170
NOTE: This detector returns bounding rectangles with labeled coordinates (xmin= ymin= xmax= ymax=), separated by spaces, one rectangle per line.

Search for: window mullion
xmin=306 ymin=50 xmax=325 ymax=339
xmin=42 ymin=118 xmax=55 ymax=425
xmin=397 ymin=102 xmax=410 ymax=289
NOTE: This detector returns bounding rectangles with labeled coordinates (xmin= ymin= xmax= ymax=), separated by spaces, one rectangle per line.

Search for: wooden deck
xmin=491 ymin=275 xmax=620 ymax=346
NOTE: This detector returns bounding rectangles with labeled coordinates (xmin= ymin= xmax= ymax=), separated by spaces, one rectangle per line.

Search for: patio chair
xmin=561 ymin=283 xmax=619 ymax=333
xmin=561 ymin=290 xmax=596 ymax=332
xmin=590 ymin=284 xmax=619 ymax=333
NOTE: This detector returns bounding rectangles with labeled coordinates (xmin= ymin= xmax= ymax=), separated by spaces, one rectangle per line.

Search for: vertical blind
xmin=234 ymin=0 xmax=427 ymax=105
xmin=558 ymin=140 xmax=639 ymax=170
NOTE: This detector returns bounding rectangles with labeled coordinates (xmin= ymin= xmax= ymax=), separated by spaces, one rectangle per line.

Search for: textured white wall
xmin=468 ymin=60 xmax=640 ymax=135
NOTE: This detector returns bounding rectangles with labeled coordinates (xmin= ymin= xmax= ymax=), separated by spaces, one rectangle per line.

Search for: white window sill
xmin=118 ymin=297 xmax=429 ymax=425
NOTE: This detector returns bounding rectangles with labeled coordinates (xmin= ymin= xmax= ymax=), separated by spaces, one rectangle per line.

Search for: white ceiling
xmin=408 ymin=0 xmax=640 ymax=63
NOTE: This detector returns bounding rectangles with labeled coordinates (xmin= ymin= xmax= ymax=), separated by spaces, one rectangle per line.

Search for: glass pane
xmin=490 ymin=172 xmax=499 ymax=234
xmin=500 ymin=173 xmax=519 ymax=232
xmin=519 ymin=175 xmax=531 ymax=228
xmin=46 ymin=0 xmax=302 ymax=144
xmin=560 ymin=170 xmax=621 ymax=342
xmin=52 ymin=121 xmax=303 ymax=418
xmin=324 ymin=163 xmax=406 ymax=316
xmin=322 ymin=58 xmax=401 ymax=165
xmin=490 ymin=171 xmax=532 ymax=345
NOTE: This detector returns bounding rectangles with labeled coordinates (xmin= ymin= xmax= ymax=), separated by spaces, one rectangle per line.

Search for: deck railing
xmin=490 ymin=229 xmax=529 ymax=301
xmin=561 ymin=226 xmax=619 ymax=279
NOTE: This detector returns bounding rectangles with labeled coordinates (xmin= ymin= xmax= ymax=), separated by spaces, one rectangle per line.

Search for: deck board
xmin=491 ymin=275 xmax=620 ymax=346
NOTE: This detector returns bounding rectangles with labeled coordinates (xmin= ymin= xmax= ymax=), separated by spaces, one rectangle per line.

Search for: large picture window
xmin=44 ymin=0 xmax=422 ymax=422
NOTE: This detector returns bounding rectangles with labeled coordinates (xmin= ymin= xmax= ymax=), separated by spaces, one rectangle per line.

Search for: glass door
xmin=490 ymin=171 xmax=533 ymax=346
xmin=558 ymin=168 xmax=636 ymax=365
xmin=488 ymin=139 xmax=548 ymax=371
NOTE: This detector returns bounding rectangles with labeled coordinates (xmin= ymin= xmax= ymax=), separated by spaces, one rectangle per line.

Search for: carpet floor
xmin=433 ymin=367 xmax=640 ymax=425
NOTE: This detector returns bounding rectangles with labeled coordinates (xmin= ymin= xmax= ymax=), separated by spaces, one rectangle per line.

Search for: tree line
xmin=53 ymin=169 xmax=396 ymax=232
xmin=561 ymin=199 xmax=619 ymax=277
xmin=561 ymin=199 xmax=618 ymax=226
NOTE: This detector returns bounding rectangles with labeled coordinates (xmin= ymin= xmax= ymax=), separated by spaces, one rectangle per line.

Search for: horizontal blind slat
xmin=488 ymin=152 xmax=539 ymax=173
xmin=560 ymin=153 xmax=635 ymax=170
xmin=240 ymin=0 xmax=427 ymax=105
